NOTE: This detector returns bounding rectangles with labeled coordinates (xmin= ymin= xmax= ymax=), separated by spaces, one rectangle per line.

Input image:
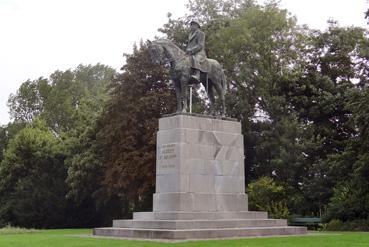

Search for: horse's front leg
xmin=221 ymin=95 xmax=226 ymax=117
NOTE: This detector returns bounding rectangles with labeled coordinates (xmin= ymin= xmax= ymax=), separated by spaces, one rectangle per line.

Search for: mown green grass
xmin=0 ymin=229 xmax=369 ymax=247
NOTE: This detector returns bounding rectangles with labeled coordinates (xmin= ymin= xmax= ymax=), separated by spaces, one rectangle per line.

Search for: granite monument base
xmin=93 ymin=114 xmax=307 ymax=239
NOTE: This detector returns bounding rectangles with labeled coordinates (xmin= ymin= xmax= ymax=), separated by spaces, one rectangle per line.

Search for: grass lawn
xmin=1 ymin=229 xmax=369 ymax=247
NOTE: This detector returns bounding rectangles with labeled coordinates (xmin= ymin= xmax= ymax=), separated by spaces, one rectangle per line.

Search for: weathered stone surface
xmin=158 ymin=115 xmax=241 ymax=133
xmin=132 ymin=211 xmax=268 ymax=220
xmin=152 ymin=193 xmax=248 ymax=212
xmin=93 ymin=226 xmax=307 ymax=239
xmin=155 ymin=115 xmax=245 ymax=200
xmin=113 ymin=219 xmax=287 ymax=229
xmin=157 ymin=128 xmax=243 ymax=147
xmin=94 ymin=114 xmax=307 ymax=239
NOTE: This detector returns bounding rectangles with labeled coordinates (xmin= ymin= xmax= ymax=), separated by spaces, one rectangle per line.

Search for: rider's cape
xmin=186 ymin=29 xmax=210 ymax=73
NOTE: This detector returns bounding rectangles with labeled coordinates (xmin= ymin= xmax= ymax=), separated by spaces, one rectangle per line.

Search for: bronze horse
xmin=148 ymin=39 xmax=226 ymax=116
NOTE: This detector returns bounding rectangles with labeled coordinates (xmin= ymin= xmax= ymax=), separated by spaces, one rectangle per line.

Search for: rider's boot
xmin=191 ymin=69 xmax=200 ymax=83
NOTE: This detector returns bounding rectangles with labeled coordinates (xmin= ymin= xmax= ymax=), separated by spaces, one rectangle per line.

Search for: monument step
xmin=133 ymin=211 xmax=268 ymax=220
xmin=113 ymin=218 xmax=287 ymax=229
xmin=93 ymin=226 xmax=307 ymax=239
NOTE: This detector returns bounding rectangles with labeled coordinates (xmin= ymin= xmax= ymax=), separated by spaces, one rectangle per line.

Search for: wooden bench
xmin=290 ymin=217 xmax=322 ymax=229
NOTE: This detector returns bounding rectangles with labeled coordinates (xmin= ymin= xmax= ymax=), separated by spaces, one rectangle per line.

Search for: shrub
xmin=325 ymin=219 xmax=344 ymax=231
xmin=0 ymin=225 xmax=39 ymax=235
xmin=247 ymin=176 xmax=289 ymax=219
xmin=265 ymin=201 xmax=290 ymax=219
xmin=325 ymin=219 xmax=369 ymax=231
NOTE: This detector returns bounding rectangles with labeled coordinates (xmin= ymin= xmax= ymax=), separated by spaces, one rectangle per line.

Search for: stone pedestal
xmin=154 ymin=114 xmax=247 ymax=212
xmin=93 ymin=114 xmax=307 ymax=239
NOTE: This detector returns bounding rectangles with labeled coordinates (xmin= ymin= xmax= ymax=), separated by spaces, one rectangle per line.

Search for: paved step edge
xmin=133 ymin=211 xmax=268 ymax=220
xmin=113 ymin=219 xmax=287 ymax=229
xmin=93 ymin=226 xmax=307 ymax=239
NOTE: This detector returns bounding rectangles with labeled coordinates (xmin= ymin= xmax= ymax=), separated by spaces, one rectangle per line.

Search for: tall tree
xmin=2 ymin=64 xmax=116 ymax=227
xmin=0 ymin=122 xmax=26 ymax=163
xmin=66 ymin=42 xmax=177 ymax=221
xmin=294 ymin=23 xmax=368 ymax=215
xmin=0 ymin=120 xmax=67 ymax=228
xmin=8 ymin=78 xmax=50 ymax=123
xmin=7 ymin=64 xmax=115 ymax=134
xmin=324 ymin=83 xmax=369 ymax=222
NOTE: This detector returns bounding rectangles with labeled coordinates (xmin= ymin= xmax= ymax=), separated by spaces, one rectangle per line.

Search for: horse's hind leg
xmin=207 ymin=83 xmax=216 ymax=115
xmin=213 ymin=78 xmax=226 ymax=117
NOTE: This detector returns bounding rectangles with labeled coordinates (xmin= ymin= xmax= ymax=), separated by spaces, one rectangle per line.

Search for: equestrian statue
xmin=148 ymin=20 xmax=227 ymax=116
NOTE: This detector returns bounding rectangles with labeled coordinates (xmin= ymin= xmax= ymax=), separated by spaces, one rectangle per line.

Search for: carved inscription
xmin=159 ymin=144 xmax=177 ymax=160
xmin=158 ymin=143 xmax=177 ymax=169
xmin=160 ymin=164 xmax=175 ymax=169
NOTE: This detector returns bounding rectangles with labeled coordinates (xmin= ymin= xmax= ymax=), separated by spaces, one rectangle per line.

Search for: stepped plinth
xmin=93 ymin=114 xmax=307 ymax=239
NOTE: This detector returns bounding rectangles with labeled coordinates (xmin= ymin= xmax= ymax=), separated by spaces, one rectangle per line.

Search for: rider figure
xmin=186 ymin=20 xmax=209 ymax=83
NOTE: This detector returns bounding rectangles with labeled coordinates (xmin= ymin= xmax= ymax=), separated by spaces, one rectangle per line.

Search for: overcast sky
xmin=0 ymin=0 xmax=368 ymax=125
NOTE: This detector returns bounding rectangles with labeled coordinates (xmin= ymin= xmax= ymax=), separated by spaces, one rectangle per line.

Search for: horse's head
xmin=147 ymin=40 xmax=167 ymax=65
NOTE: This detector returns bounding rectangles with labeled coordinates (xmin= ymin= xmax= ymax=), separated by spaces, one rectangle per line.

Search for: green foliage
xmin=7 ymin=64 xmax=115 ymax=134
xmin=325 ymin=219 xmax=369 ymax=232
xmin=325 ymin=187 xmax=362 ymax=223
xmin=323 ymin=86 xmax=369 ymax=222
xmin=0 ymin=225 xmax=39 ymax=235
xmin=247 ymin=176 xmax=285 ymax=208
xmin=7 ymin=79 xmax=50 ymax=123
xmin=98 ymin=42 xmax=176 ymax=213
xmin=0 ymin=122 xmax=26 ymax=163
xmin=285 ymin=24 xmax=368 ymax=216
xmin=324 ymin=168 xmax=369 ymax=222
xmin=0 ymin=120 xmax=67 ymax=228
xmin=265 ymin=201 xmax=290 ymax=219
xmin=44 ymin=64 xmax=114 ymax=134
xmin=1 ymin=64 xmax=116 ymax=228
xmin=324 ymin=219 xmax=344 ymax=231
xmin=66 ymin=42 xmax=177 ymax=221
xmin=247 ymin=176 xmax=289 ymax=218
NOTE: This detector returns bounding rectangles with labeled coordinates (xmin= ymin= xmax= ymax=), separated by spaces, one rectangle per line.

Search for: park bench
xmin=290 ymin=217 xmax=322 ymax=230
